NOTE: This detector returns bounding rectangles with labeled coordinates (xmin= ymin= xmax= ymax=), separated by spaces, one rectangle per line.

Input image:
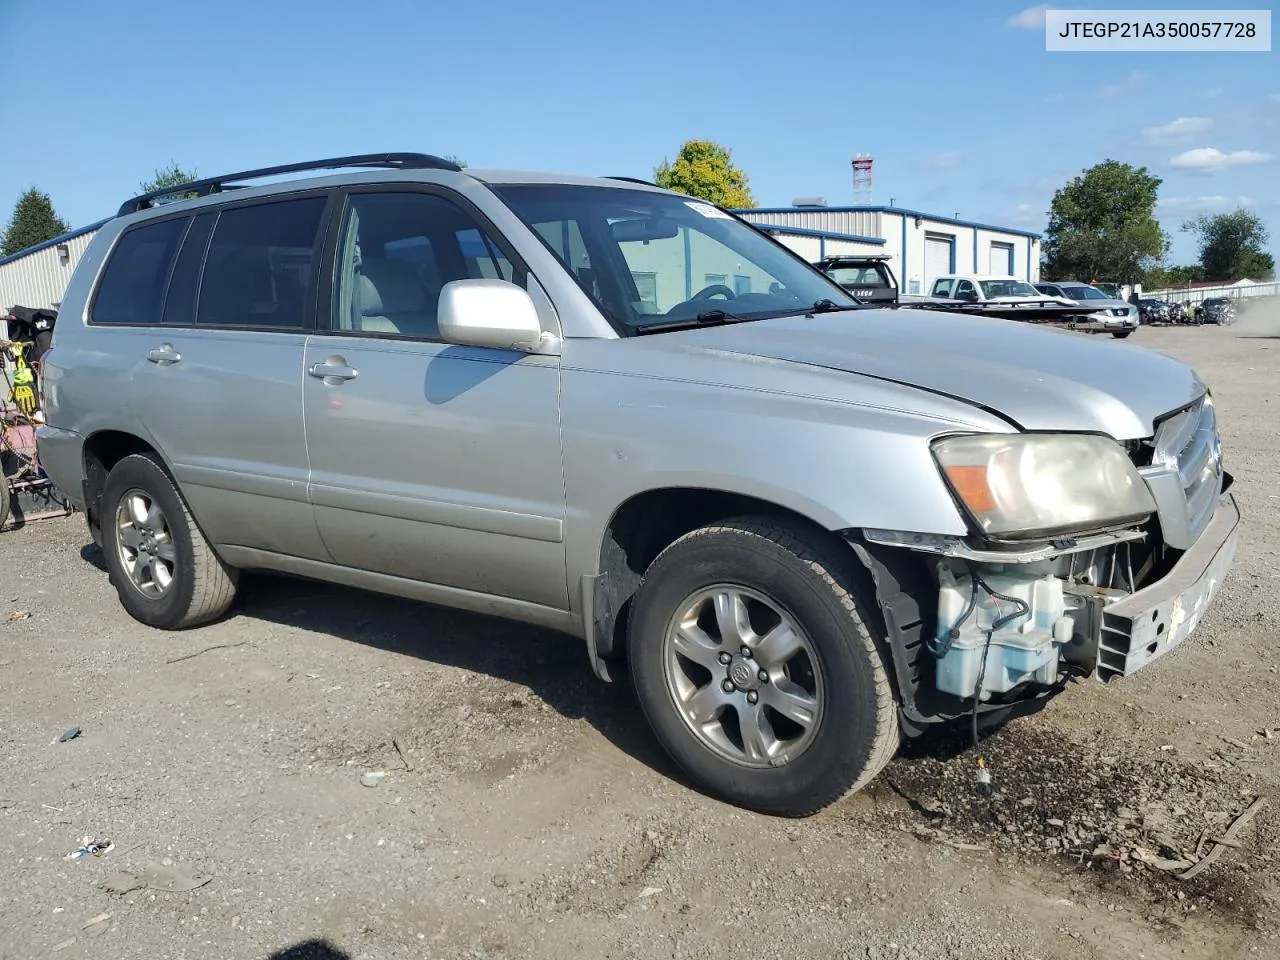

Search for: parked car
xmin=36 ymin=153 xmax=1240 ymax=817
xmin=812 ymin=255 xmax=898 ymax=305
xmin=1032 ymin=280 xmax=1140 ymax=339
xmin=1138 ymin=298 xmax=1171 ymax=324
xmin=1198 ymin=297 xmax=1236 ymax=325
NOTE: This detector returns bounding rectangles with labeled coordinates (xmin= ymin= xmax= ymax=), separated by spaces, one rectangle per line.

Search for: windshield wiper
xmin=809 ymin=298 xmax=862 ymax=315
xmin=633 ymin=308 xmax=757 ymax=336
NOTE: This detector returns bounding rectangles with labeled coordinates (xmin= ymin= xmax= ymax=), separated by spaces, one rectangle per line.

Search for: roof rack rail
xmin=604 ymin=176 xmax=661 ymax=187
xmin=117 ymin=152 xmax=463 ymax=216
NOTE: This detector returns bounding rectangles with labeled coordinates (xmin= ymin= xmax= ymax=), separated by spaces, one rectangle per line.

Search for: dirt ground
xmin=2 ymin=314 xmax=1278 ymax=960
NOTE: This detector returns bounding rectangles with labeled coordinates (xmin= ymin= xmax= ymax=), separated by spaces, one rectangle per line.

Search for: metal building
xmin=0 ymin=220 xmax=106 ymax=312
xmin=734 ymin=203 xmax=1041 ymax=295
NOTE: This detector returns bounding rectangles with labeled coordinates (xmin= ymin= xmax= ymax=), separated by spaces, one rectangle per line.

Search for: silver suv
xmin=37 ymin=154 xmax=1239 ymax=816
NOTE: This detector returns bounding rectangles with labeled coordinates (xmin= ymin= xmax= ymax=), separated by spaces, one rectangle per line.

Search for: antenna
xmin=852 ymin=154 xmax=874 ymax=205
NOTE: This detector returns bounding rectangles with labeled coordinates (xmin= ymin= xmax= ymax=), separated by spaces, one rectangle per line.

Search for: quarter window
xmin=91 ymin=217 xmax=187 ymax=325
xmin=195 ymin=197 xmax=326 ymax=328
xmin=931 ymin=278 xmax=954 ymax=298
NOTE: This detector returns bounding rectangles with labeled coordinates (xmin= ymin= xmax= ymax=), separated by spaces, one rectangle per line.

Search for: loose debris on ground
xmin=877 ymin=720 xmax=1275 ymax=926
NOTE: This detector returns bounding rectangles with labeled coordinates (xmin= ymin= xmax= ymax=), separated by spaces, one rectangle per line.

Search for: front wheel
xmin=100 ymin=452 xmax=240 ymax=629
xmin=627 ymin=516 xmax=900 ymax=817
xmin=1112 ymin=329 xmax=1133 ymax=339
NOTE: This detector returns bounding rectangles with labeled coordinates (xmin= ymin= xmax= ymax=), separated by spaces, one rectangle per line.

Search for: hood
xmin=676 ymin=308 xmax=1205 ymax=440
xmin=992 ymin=294 xmax=1076 ymax=306
xmin=1074 ymin=298 xmax=1135 ymax=313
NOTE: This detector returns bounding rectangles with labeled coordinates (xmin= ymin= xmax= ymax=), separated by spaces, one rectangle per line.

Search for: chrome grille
xmin=1141 ymin=395 xmax=1224 ymax=549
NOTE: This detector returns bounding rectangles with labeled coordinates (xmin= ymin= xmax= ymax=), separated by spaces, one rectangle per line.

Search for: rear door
xmin=123 ymin=193 xmax=333 ymax=559
xmin=301 ymin=188 xmax=568 ymax=609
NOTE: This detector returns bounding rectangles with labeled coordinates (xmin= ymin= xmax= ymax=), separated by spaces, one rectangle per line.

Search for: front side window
xmin=954 ymin=279 xmax=978 ymax=299
xmin=92 ymin=217 xmax=187 ymax=325
xmin=978 ymin=279 xmax=1039 ymax=298
xmin=331 ymin=192 xmax=524 ymax=339
xmin=196 ymin=197 xmax=326 ymax=328
xmin=492 ymin=184 xmax=853 ymax=332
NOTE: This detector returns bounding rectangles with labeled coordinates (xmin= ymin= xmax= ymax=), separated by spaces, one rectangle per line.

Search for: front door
xmin=301 ymin=189 xmax=568 ymax=609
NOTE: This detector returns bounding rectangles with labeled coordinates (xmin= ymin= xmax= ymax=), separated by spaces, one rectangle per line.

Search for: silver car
xmin=36 ymin=154 xmax=1239 ymax=816
xmin=1034 ymin=280 xmax=1141 ymax=338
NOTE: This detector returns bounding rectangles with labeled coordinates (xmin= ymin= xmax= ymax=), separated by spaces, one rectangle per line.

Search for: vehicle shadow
xmin=265 ymin=940 xmax=350 ymax=960
xmin=218 ymin=565 xmax=690 ymax=790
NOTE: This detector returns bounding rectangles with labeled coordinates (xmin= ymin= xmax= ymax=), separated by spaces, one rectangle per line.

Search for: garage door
xmin=924 ymin=234 xmax=953 ymax=287
xmin=989 ymin=242 xmax=1014 ymax=275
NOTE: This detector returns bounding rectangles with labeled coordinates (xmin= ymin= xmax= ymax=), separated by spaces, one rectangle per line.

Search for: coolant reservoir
xmin=934 ymin=565 xmax=1069 ymax=700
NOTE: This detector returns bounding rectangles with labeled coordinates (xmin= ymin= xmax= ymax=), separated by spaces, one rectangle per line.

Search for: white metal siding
xmin=741 ymin=209 xmax=883 ymax=240
xmin=0 ymin=229 xmax=98 ymax=310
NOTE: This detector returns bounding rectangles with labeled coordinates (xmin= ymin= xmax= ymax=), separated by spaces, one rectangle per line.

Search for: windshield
xmin=1059 ymin=284 xmax=1108 ymax=300
xmin=978 ymin=279 xmax=1040 ymax=298
xmin=490 ymin=184 xmax=854 ymax=331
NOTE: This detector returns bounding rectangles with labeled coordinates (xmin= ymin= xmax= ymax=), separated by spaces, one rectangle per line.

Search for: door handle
xmin=147 ymin=344 xmax=181 ymax=365
xmin=308 ymin=358 xmax=359 ymax=383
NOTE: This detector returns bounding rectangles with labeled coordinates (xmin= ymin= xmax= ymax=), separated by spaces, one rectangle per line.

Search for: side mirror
xmin=437 ymin=279 xmax=556 ymax=354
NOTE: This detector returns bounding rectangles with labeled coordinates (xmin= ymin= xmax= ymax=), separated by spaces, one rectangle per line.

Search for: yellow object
xmin=6 ymin=342 xmax=37 ymax=416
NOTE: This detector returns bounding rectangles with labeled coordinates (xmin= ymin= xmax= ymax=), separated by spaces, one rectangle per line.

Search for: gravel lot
xmin=2 ymin=314 xmax=1278 ymax=960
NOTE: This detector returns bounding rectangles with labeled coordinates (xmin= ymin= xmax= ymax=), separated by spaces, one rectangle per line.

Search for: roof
xmin=0 ymin=218 xmax=110 ymax=267
xmin=736 ymin=204 xmax=1042 ymax=239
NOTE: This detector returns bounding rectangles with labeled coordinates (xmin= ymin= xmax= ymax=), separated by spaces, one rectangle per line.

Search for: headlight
xmin=932 ymin=434 xmax=1157 ymax=540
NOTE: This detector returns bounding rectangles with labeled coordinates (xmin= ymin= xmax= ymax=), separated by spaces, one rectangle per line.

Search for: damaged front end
xmin=849 ymin=393 xmax=1239 ymax=733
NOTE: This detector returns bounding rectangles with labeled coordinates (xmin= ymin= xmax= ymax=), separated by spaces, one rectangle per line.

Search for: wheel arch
xmin=587 ymin=485 xmax=862 ymax=678
xmin=81 ymin=430 xmax=174 ymax=545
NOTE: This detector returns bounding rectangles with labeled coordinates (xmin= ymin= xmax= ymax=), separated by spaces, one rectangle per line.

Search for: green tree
xmin=1040 ymin=160 xmax=1168 ymax=283
xmin=654 ymin=139 xmax=755 ymax=209
xmin=1183 ymin=208 xmax=1274 ymax=281
xmin=139 ymin=161 xmax=199 ymax=200
xmin=443 ymin=155 xmax=468 ymax=169
xmin=1 ymin=187 xmax=71 ymax=256
xmin=1145 ymin=263 xmax=1205 ymax=290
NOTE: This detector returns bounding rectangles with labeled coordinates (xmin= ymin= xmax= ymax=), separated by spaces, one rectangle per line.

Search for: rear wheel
xmin=1112 ymin=329 xmax=1133 ymax=339
xmin=627 ymin=516 xmax=900 ymax=817
xmin=100 ymin=452 xmax=239 ymax=629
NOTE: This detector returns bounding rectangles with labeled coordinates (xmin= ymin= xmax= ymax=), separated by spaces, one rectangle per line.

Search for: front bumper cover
xmin=1095 ymin=492 xmax=1240 ymax=681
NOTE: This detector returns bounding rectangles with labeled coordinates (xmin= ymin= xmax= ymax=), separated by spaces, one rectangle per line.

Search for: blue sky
xmin=1 ymin=0 xmax=1275 ymax=264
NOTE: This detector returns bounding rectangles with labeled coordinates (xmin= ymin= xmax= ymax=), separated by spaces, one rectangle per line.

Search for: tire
xmin=0 ymin=478 xmax=10 ymax=530
xmin=627 ymin=515 xmax=899 ymax=817
xmin=100 ymin=452 xmax=239 ymax=629
xmin=1112 ymin=329 xmax=1133 ymax=339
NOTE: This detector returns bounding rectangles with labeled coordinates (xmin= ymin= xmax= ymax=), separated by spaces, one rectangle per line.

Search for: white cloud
xmin=1142 ymin=117 xmax=1214 ymax=142
xmin=1156 ymin=195 xmax=1255 ymax=216
xmin=1169 ymin=147 xmax=1273 ymax=170
xmin=1097 ymin=70 xmax=1149 ymax=99
xmin=1007 ymin=4 xmax=1049 ymax=28
xmin=1008 ymin=203 xmax=1043 ymax=226
xmin=925 ymin=151 xmax=960 ymax=169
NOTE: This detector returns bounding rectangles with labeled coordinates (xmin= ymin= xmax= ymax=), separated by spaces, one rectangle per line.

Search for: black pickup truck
xmin=812 ymin=255 xmax=899 ymax=305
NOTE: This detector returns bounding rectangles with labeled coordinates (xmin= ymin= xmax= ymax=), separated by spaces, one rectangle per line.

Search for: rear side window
xmin=195 ymin=197 xmax=326 ymax=328
xmin=91 ymin=218 xmax=187 ymax=325
xmin=161 ymin=213 xmax=216 ymax=325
